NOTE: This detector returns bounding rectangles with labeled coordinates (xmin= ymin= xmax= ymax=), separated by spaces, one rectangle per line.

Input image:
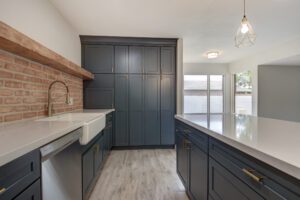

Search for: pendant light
xmin=235 ymin=0 xmax=256 ymax=48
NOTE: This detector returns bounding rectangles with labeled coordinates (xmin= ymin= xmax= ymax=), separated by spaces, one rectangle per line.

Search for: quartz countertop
xmin=175 ymin=114 xmax=300 ymax=180
xmin=0 ymin=109 xmax=114 ymax=167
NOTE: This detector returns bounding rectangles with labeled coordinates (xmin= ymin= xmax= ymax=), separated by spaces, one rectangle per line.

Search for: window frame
xmin=183 ymin=74 xmax=225 ymax=114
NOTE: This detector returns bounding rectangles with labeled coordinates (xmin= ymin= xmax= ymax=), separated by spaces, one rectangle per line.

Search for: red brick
xmin=4 ymin=63 xmax=24 ymax=73
xmin=14 ymin=105 xmax=30 ymax=112
xmin=4 ymin=97 xmax=23 ymax=104
xmin=0 ymin=51 xmax=14 ymax=63
xmin=0 ymin=88 xmax=14 ymax=96
xmin=4 ymin=113 xmax=23 ymax=122
xmin=15 ymin=90 xmax=30 ymax=96
xmin=15 ymin=57 xmax=29 ymax=66
xmin=0 ymin=106 xmax=14 ymax=113
xmin=30 ymin=63 xmax=42 ymax=71
xmin=23 ymin=112 xmax=37 ymax=119
xmin=5 ymin=80 xmax=23 ymax=88
xmin=0 ymin=70 xmax=13 ymax=78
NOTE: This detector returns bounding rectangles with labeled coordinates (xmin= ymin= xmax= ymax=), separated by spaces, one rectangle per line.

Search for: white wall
xmin=229 ymin=36 xmax=300 ymax=116
xmin=0 ymin=0 xmax=81 ymax=65
xmin=183 ymin=63 xmax=231 ymax=114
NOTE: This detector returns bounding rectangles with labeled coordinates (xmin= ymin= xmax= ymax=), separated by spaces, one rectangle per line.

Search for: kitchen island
xmin=175 ymin=114 xmax=300 ymax=200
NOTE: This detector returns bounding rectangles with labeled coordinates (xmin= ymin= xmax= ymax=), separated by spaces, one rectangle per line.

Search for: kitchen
xmin=0 ymin=0 xmax=300 ymax=200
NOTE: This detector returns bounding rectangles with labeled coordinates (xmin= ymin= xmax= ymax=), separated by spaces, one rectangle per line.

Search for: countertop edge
xmin=175 ymin=115 xmax=300 ymax=180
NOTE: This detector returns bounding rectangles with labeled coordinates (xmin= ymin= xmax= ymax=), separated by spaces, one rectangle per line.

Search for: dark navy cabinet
xmin=161 ymin=75 xmax=175 ymax=145
xmin=144 ymin=75 xmax=160 ymax=145
xmin=81 ymin=36 xmax=177 ymax=148
xmin=129 ymin=74 xmax=144 ymax=145
xmin=83 ymin=45 xmax=114 ymax=73
xmin=114 ymin=75 xmax=129 ymax=146
xmin=175 ymin=119 xmax=300 ymax=200
xmin=0 ymin=150 xmax=41 ymax=200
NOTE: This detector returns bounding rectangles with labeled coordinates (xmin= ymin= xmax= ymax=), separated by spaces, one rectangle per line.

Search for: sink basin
xmin=36 ymin=113 xmax=106 ymax=145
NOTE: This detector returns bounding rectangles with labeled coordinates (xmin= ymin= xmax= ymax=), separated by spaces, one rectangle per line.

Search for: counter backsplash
xmin=0 ymin=49 xmax=83 ymax=122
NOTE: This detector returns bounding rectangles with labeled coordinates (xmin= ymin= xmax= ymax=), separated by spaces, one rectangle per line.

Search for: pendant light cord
xmin=244 ymin=0 xmax=246 ymax=17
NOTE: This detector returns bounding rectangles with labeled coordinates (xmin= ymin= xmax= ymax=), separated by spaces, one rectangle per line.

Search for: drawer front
xmin=209 ymin=138 xmax=300 ymax=200
xmin=175 ymin=120 xmax=208 ymax=153
xmin=0 ymin=150 xmax=40 ymax=200
xmin=209 ymin=158 xmax=264 ymax=200
xmin=14 ymin=179 xmax=41 ymax=200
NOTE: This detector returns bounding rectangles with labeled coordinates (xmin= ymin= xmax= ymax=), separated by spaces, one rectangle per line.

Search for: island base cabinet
xmin=14 ymin=179 xmax=41 ymax=200
xmin=189 ymin=143 xmax=208 ymax=200
xmin=176 ymin=133 xmax=189 ymax=189
xmin=209 ymin=158 xmax=264 ymax=200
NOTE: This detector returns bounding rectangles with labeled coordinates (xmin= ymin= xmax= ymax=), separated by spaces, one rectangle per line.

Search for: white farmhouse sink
xmin=36 ymin=113 xmax=106 ymax=145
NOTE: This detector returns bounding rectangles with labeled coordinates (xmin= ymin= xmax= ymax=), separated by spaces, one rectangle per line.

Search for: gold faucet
xmin=47 ymin=80 xmax=71 ymax=117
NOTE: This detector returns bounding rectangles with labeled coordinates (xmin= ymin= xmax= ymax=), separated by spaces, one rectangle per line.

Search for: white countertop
xmin=0 ymin=109 xmax=114 ymax=167
xmin=175 ymin=114 xmax=300 ymax=180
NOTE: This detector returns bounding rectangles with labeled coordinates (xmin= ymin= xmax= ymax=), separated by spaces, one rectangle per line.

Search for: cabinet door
xmin=84 ymin=88 xmax=114 ymax=109
xmin=189 ymin=143 xmax=208 ymax=200
xmin=94 ymin=136 xmax=103 ymax=172
xmin=84 ymin=45 xmax=114 ymax=73
xmin=129 ymin=46 xmax=143 ymax=73
xmin=144 ymin=47 xmax=160 ymax=74
xmin=176 ymin=133 xmax=189 ymax=189
xmin=82 ymin=147 xmax=95 ymax=195
xmin=161 ymin=75 xmax=175 ymax=145
xmin=144 ymin=75 xmax=160 ymax=145
xmin=161 ymin=47 xmax=175 ymax=75
xmin=209 ymin=158 xmax=264 ymax=200
xmin=129 ymin=75 xmax=144 ymax=145
xmin=14 ymin=180 xmax=41 ymax=200
xmin=115 ymin=46 xmax=129 ymax=73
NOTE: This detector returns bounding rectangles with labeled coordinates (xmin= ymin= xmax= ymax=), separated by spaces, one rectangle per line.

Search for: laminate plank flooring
xmin=89 ymin=149 xmax=189 ymax=200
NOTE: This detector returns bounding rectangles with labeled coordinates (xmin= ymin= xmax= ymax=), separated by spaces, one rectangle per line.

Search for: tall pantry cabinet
xmin=81 ymin=36 xmax=177 ymax=147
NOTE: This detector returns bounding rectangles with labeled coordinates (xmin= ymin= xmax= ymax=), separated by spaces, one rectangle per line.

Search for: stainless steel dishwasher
xmin=40 ymin=128 xmax=83 ymax=200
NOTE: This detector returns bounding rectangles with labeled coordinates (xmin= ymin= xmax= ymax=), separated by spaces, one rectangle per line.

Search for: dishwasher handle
xmin=40 ymin=128 xmax=82 ymax=161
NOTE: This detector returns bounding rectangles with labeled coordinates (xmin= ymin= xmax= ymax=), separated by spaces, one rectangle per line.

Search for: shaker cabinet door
xmin=144 ymin=47 xmax=160 ymax=74
xmin=84 ymin=45 xmax=114 ymax=73
xmin=161 ymin=47 xmax=175 ymax=75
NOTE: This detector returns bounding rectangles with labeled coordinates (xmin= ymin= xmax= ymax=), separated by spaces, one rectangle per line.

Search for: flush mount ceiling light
xmin=235 ymin=0 xmax=256 ymax=48
xmin=206 ymin=51 xmax=220 ymax=59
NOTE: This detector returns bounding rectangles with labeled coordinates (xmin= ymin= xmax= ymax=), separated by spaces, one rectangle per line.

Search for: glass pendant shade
xmin=235 ymin=16 xmax=256 ymax=48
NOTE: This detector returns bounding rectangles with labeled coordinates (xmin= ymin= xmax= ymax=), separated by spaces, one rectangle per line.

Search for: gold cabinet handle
xmin=242 ymin=168 xmax=263 ymax=182
xmin=0 ymin=187 xmax=6 ymax=194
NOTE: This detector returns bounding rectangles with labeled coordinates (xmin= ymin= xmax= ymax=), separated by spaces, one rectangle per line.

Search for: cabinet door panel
xmin=161 ymin=47 xmax=175 ymax=74
xmin=176 ymin=133 xmax=189 ymax=189
xmin=190 ymin=143 xmax=208 ymax=200
xmin=161 ymin=75 xmax=175 ymax=145
xmin=209 ymin=158 xmax=264 ymax=200
xmin=84 ymin=88 xmax=114 ymax=109
xmin=144 ymin=75 xmax=160 ymax=145
xmin=82 ymin=147 xmax=95 ymax=195
xmin=144 ymin=47 xmax=160 ymax=74
xmin=129 ymin=46 xmax=143 ymax=73
xmin=14 ymin=180 xmax=41 ymax=200
xmin=114 ymin=111 xmax=129 ymax=146
xmin=129 ymin=75 xmax=144 ymax=145
xmin=94 ymin=136 xmax=103 ymax=172
xmin=84 ymin=45 xmax=114 ymax=73
xmin=84 ymin=74 xmax=114 ymax=89
xmin=129 ymin=111 xmax=144 ymax=145
xmin=115 ymin=75 xmax=128 ymax=111
xmin=115 ymin=46 xmax=128 ymax=73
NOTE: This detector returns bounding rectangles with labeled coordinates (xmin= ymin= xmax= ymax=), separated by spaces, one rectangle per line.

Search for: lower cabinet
xmin=14 ymin=179 xmax=41 ymax=200
xmin=176 ymin=121 xmax=209 ymax=200
xmin=82 ymin=112 xmax=114 ymax=200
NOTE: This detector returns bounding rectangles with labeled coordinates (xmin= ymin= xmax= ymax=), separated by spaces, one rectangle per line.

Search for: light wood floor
xmin=89 ymin=149 xmax=189 ymax=200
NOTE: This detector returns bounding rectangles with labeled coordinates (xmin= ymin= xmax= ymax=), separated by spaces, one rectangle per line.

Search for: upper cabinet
xmin=144 ymin=47 xmax=160 ymax=74
xmin=129 ymin=46 xmax=143 ymax=73
xmin=161 ymin=47 xmax=176 ymax=75
xmin=115 ymin=46 xmax=129 ymax=73
xmin=84 ymin=45 xmax=114 ymax=73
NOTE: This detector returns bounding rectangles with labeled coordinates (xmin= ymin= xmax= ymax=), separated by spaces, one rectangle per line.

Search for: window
xmin=184 ymin=75 xmax=224 ymax=114
xmin=234 ymin=71 xmax=252 ymax=115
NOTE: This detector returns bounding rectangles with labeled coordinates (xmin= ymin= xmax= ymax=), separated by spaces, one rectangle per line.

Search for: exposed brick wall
xmin=0 ymin=49 xmax=83 ymax=122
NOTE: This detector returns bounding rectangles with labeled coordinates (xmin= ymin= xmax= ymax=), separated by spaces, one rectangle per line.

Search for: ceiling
xmin=50 ymin=0 xmax=300 ymax=63
xmin=264 ymin=55 xmax=300 ymax=66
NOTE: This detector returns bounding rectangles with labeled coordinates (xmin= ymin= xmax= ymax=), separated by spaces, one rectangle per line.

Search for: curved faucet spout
xmin=47 ymin=80 xmax=71 ymax=116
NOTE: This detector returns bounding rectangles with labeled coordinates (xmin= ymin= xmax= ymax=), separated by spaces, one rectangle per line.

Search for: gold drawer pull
xmin=242 ymin=168 xmax=263 ymax=182
xmin=0 ymin=187 xmax=6 ymax=194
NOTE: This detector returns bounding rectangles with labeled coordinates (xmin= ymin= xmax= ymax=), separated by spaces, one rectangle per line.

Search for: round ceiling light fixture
xmin=206 ymin=51 xmax=220 ymax=59
xmin=235 ymin=0 xmax=256 ymax=48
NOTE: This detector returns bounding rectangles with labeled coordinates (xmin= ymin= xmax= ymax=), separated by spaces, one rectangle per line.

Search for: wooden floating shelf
xmin=0 ymin=21 xmax=94 ymax=80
